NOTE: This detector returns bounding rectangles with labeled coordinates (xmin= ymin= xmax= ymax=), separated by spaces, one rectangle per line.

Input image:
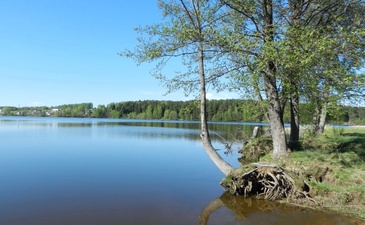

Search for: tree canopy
xmin=121 ymin=0 xmax=365 ymax=157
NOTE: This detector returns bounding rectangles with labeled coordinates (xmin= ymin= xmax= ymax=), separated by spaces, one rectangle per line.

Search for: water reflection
xmin=89 ymin=119 xmax=258 ymax=142
xmin=201 ymin=192 xmax=364 ymax=225
xmin=0 ymin=117 xmax=362 ymax=225
xmin=0 ymin=116 xmax=258 ymax=142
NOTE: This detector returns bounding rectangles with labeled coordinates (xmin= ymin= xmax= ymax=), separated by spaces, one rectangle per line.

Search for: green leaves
xmin=121 ymin=0 xmax=365 ymax=125
xmin=120 ymin=0 xmax=234 ymax=96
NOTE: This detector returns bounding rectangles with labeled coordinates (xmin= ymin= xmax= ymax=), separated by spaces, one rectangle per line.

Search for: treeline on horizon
xmin=1 ymin=99 xmax=364 ymax=125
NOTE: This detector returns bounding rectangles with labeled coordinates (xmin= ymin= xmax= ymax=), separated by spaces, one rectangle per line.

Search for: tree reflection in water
xmin=200 ymin=192 xmax=364 ymax=225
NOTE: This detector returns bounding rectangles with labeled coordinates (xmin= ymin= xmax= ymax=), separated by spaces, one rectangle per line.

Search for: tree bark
xmin=287 ymin=1 xmax=304 ymax=150
xmin=251 ymin=126 xmax=260 ymax=139
xmin=196 ymin=20 xmax=234 ymax=175
xmin=265 ymin=85 xmax=288 ymax=158
xmin=263 ymin=0 xmax=288 ymax=158
xmin=315 ymin=102 xmax=327 ymax=136
xmin=178 ymin=1 xmax=234 ymax=176
xmin=313 ymin=89 xmax=329 ymax=136
xmin=289 ymin=92 xmax=300 ymax=150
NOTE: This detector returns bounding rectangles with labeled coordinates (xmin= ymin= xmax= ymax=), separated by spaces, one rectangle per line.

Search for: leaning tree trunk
xmin=198 ymin=39 xmax=234 ymax=176
xmin=179 ymin=0 xmax=233 ymax=176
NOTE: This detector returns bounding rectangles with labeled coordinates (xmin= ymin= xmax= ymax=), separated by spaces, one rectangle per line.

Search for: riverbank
xmin=233 ymin=127 xmax=365 ymax=222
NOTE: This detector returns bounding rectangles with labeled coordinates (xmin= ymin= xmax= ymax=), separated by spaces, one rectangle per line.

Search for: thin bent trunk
xmin=181 ymin=1 xmax=234 ymax=176
xmin=195 ymin=11 xmax=233 ymax=175
xmin=179 ymin=0 xmax=234 ymax=176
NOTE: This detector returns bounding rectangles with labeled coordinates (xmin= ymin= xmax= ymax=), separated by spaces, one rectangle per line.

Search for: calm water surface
xmin=0 ymin=117 xmax=363 ymax=225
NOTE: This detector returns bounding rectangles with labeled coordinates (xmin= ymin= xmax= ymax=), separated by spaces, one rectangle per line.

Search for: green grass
xmin=256 ymin=127 xmax=365 ymax=220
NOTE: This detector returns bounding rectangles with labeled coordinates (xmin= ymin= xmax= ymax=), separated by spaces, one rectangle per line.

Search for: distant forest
xmin=1 ymin=99 xmax=364 ymax=125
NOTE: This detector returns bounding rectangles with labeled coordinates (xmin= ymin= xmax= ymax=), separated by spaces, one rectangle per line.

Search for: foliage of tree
xmin=0 ymin=103 xmax=93 ymax=117
xmin=287 ymin=0 xmax=365 ymax=138
xmin=216 ymin=0 xmax=365 ymax=153
xmin=57 ymin=103 xmax=93 ymax=117
xmin=121 ymin=0 xmax=237 ymax=174
xmin=0 ymin=107 xmax=16 ymax=116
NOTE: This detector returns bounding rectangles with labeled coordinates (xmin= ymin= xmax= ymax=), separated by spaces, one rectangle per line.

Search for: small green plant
xmin=331 ymin=126 xmax=345 ymax=136
xmin=301 ymin=125 xmax=316 ymax=138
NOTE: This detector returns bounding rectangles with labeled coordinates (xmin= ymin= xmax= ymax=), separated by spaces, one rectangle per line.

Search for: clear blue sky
xmin=0 ymin=0 xmax=238 ymax=107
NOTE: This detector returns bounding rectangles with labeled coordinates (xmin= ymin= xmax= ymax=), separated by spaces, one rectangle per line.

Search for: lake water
xmin=0 ymin=117 xmax=362 ymax=225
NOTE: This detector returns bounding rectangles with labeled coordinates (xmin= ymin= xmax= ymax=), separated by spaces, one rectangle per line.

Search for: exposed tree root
xmin=221 ymin=163 xmax=313 ymax=201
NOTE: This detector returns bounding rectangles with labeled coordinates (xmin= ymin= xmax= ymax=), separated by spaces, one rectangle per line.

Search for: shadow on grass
xmin=331 ymin=133 xmax=365 ymax=160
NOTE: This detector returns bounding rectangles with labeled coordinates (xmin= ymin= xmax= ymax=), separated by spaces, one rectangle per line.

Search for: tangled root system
xmin=221 ymin=163 xmax=307 ymax=200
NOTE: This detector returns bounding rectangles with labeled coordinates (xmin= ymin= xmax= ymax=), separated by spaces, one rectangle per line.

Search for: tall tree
xmin=122 ymin=0 xmax=365 ymax=161
xmin=294 ymin=0 xmax=365 ymax=135
xmin=121 ymin=0 xmax=234 ymax=175
xmin=220 ymin=0 xmax=289 ymax=157
xmin=221 ymin=0 xmax=365 ymax=150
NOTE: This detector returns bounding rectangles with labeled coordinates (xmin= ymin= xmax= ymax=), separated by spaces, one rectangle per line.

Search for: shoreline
xmin=347 ymin=125 xmax=365 ymax=128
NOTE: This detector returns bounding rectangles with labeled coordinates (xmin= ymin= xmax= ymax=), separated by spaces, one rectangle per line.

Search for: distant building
xmin=46 ymin=108 xmax=60 ymax=116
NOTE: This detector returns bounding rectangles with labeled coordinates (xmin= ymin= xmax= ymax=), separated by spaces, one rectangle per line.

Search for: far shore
xmin=348 ymin=125 xmax=365 ymax=128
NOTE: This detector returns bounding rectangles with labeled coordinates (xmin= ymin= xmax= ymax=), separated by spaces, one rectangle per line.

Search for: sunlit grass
xmin=257 ymin=127 xmax=365 ymax=219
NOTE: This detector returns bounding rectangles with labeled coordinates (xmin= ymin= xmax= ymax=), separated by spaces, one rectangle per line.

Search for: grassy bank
xmin=235 ymin=127 xmax=365 ymax=220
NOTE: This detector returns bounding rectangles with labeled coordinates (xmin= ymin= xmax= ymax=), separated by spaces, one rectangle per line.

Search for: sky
xmin=0 ymin=0 xmax=238 ymax=107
